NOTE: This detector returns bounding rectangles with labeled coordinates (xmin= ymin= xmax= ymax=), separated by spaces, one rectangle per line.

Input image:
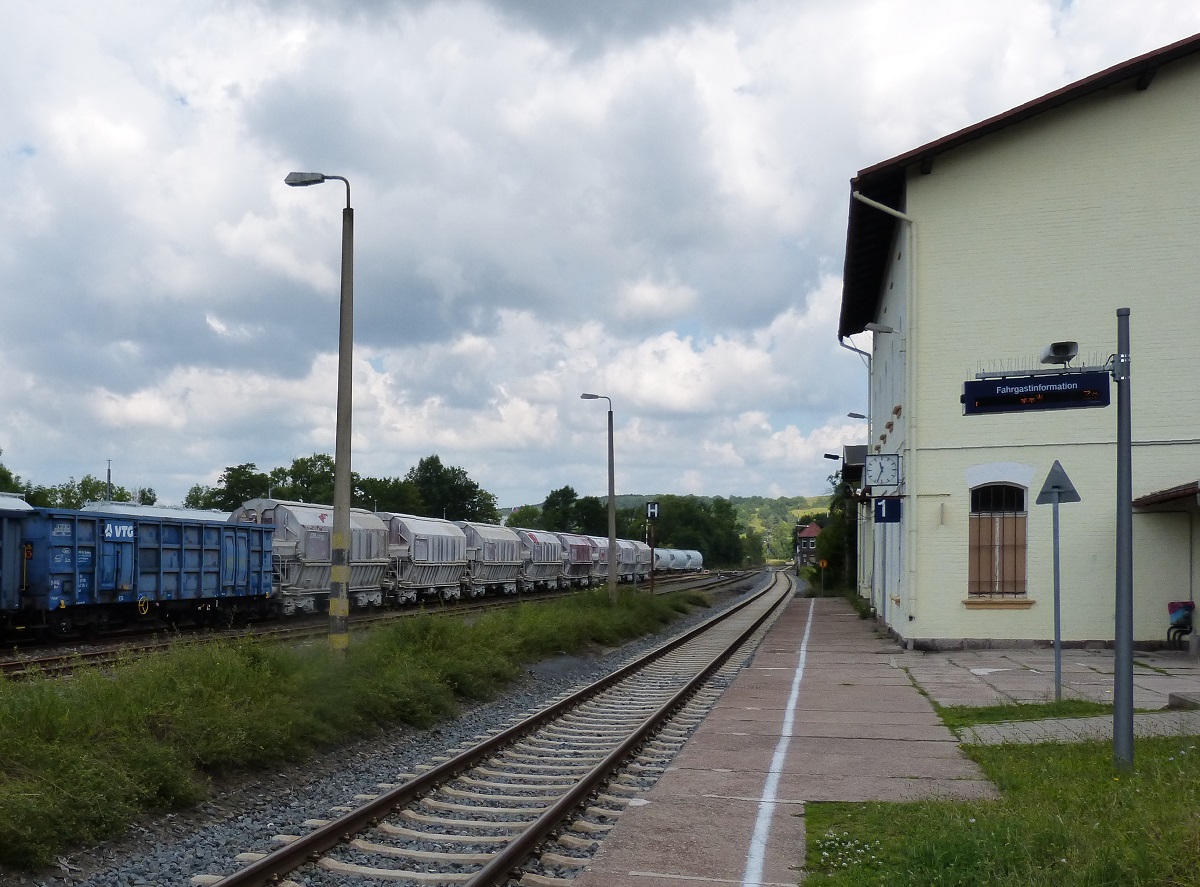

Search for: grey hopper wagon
xmin=230 ymin=498 xmax=388 ymax=614
xmin=378 ymin=512 xmax=467 ymax=603
xmin=456 ymin=521 xmax=523 ymax=596
xmin=631 ymin=540 xmax=652 ymax=582
xmin=514 ymin=529 xmax=564 ymax=592
xmin=586 ymin=535 xmax=611 ymax=583
xmin=615 ymin=539 xmax=638 ymax=583
xmin=554 ymin=532 xmax=595 ymax=588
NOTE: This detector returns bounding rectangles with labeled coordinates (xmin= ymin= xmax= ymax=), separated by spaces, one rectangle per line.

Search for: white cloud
xmin=615 ymin=276 xmax=698 ymax=318
xmin=2 ymin=0 xmax=1199 ymax=509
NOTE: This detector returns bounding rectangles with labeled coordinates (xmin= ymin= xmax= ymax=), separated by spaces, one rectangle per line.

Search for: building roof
xmin=796 ymin=523 xmax=821 ymax=539
xmin=1132 ymin=480 xmax=1200 ymax=510
xmin=838 ymin=31 xmax=1200 ymax=339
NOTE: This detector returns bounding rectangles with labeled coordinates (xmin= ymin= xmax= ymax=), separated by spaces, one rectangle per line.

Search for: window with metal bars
xmin=968 ymin=483 xmax=1027 ymax=596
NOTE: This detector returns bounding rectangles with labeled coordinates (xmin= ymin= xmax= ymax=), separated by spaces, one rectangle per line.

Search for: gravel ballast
xmin=7 ymin=579 xmax=769 ymax=887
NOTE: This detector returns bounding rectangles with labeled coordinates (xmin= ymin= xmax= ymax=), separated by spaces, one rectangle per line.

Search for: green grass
xmin=0 ymin=588 xmax=710 ymax=870
xmin=934 ymin=700 xmax=1113 ymax=734
xmin=805 ymin=698 xmax=1200 ymax=887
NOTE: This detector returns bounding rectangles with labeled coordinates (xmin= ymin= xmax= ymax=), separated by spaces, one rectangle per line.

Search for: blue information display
xmin=962 ymin=371 xmax=1110 ymax=416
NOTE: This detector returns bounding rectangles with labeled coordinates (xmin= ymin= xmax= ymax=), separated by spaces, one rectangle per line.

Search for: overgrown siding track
xmin=197 ymin=573 xmax=793 ymax=887
xmin=0 ymin=573 xmax=746 ymax=681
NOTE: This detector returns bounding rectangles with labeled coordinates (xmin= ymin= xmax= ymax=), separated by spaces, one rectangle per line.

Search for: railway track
xmin=194 ymin=571 xmax=793 ymax=887
xmin=1 ymin=572 xmax=751 ymax=680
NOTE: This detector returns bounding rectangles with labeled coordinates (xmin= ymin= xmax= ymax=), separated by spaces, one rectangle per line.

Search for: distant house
xmin=838 ymin=33 xmax=1200 ymax=647
xmin=793 ymin=522 xmax=821 ymax=567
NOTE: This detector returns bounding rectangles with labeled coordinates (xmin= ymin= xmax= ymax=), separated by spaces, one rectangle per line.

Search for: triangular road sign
xmin=1036 ymin=460 xmax=1081 ymax=505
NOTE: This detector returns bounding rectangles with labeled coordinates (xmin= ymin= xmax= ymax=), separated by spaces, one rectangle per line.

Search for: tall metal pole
xmin=606 ymin=405 xmax=617 ymax=605
xmin=649 ymin=520 xmax=656 ymax=596
xmin=1113 ymin=307 xmax=1133 ymax=768
xmin=285 ymin=172 xmax=353 ymax=654
xmin=1051 ymin=489 xmax=1062 ymax=702
xmin=330 ymin=193 xmax=354 ymax=653
xmin=1037 ymin=459 xmax=1079 ymax=703
xmin=580 ymin=392 xmax=618 ymax=604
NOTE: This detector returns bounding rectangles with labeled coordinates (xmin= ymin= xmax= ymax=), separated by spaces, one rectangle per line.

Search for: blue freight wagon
xmin=0 ymin=494 xmax=35 ymax=621
xmin=1 ymin=501 xmax=274 ymax=636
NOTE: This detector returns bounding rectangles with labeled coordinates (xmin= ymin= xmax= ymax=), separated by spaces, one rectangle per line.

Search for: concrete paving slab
xmin=670 ymin=733 xmax=968 ymax=766
xmin=725 ymin=708 xmax=944 ymax=727
xmin=640 ymin=765 xmax=993 ymax=805
xmin=571 ymin=792 xmax=806 ymax=887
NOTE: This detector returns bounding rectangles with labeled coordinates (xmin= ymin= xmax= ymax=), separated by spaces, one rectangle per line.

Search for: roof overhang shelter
xmin=1132 ymin=481 xmax=1200 ymax=512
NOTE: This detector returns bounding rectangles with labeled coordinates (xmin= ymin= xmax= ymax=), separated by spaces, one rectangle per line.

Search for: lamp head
xmin=285 ymin=172 xmax=327 ymax=186
xmin=864 ymin=322 xmax=895 ymax=334
xmin=847 ymin=412 xmax=866 ymax=419
xmin=580 ymin=393 xmax=599 ymax=400
xmin=824 ymin=453 xmax=841 ymax=461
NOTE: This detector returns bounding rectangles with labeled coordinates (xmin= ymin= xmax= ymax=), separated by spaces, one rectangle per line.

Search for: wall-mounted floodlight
xmin=865 ymin=322 xmax=895 ymax=334
xmin=1040 ymin=341 xmax=1079 ymax=365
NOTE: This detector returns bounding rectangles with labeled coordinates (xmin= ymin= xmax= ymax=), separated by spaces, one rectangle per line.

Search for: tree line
xmin=2 ymin=447 xmax=780 ymax=568
xmin=509 ymin=486 xmax=762 ymax=568
xmin=183 ymin=453 xmax=501 ymax=523
xmin=0 ymin=449 xmax=157 ymax=509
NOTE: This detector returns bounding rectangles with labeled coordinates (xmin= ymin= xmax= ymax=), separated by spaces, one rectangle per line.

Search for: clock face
xmin=866 ymin=454 xmax=900 ymax=486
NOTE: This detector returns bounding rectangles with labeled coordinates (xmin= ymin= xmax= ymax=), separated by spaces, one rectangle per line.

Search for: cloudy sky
xmin=2 ymin=0 xmax=1198 ymax=509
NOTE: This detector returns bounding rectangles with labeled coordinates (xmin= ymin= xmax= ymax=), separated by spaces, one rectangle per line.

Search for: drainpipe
xmin=839 ymin=337 xmax=875 ymax=617
xmin=851 ymin=191 xmax=917 ymax=626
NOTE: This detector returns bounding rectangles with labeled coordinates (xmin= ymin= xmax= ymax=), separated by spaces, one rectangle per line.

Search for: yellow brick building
xmin=838 ymin=33 xmax=1200 ymax=648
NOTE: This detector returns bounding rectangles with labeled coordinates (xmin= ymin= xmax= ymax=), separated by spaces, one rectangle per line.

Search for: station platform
xmin=573 ymin=592 xmax=1200 ymax=886
xmin=572 ymin=595 xmax=997 ymax=887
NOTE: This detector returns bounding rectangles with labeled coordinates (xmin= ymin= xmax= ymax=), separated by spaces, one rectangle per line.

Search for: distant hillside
xmin=725 ymin=495 xmax=831 ymax=533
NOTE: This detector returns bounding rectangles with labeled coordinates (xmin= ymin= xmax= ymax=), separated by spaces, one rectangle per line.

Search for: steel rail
xmin=467 ymin=572 xmax=791 ymax=885
xmin=211 ymin=572 xmax=784 ymax=886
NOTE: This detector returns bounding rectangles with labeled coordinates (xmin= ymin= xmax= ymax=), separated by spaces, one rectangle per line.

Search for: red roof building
xmin=793 ymin=522 xmax=821 ymax=566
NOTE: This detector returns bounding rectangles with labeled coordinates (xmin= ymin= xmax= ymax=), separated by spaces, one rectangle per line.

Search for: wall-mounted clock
xmin=865 ymin=453 xmax=901 ymax=487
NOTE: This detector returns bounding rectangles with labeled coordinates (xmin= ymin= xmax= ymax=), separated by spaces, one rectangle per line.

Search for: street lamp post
xmin=286 ymin=171 xmax=354 ymax=653
xmin=581 ymin=393 xmax=617 ymax=604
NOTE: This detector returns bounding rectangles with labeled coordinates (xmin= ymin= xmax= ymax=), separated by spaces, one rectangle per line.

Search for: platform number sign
xmin=874 ymin=498 xmax=902 ymax=524
xmin=646 ymin=501 xmax=659 ymax=520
